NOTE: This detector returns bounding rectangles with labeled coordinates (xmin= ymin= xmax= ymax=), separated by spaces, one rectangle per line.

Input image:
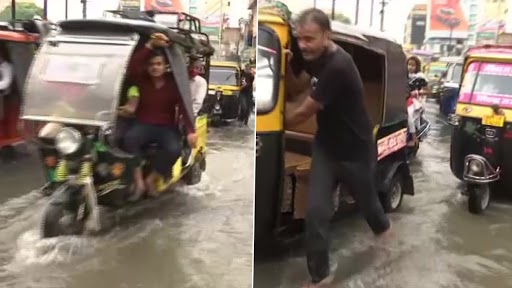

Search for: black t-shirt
xmin=308 ymin=46 xmax=375 ymax=161
xmin=241 ymin=71 xmax=254 ymax=94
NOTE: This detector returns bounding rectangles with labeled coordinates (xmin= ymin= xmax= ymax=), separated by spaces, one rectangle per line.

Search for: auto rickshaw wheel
xmin=382 ymin=173 xmax=404 ymax=213
xmin=210 ymin=116 xmax=222 ymax=127
xmin=0 ymin=145 xmax=16 ymax=161
xmin=468 ymin=184 xmax=490 ymax=214
xmin=183 ymin=160 xmax=203 ymax=185
xmin=41 ymin=203 xmax=84 ymax=238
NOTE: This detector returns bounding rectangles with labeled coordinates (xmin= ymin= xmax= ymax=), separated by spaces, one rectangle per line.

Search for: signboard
xmin=427 ymin=0 xmax=469 ymax=38
xmin=377 ymin=129 xmax=407 ymax=161
xmin=119 ymin=0 xmax=141 ymax=12
xmin=411 ymin=14 xmax=426 ymax=46
xmin=144 ymin=0 xmax=184 ymax=12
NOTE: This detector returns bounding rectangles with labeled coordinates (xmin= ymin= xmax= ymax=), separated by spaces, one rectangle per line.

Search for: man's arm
xmin=126 ymin=44 xmax=152 ymax=79
xmin=285 ymin=63 xmax=343 ymax=127
xmin=0 ymin=62 xmax=14 ymax=90
xmin=285 ymin=96 xmax=322 ymax=127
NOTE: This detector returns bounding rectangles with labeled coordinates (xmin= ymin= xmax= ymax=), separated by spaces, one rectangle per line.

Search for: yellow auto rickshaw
xmin=202 ymin=60 xmax=242 ymax=126
xmin=449 ymin=44 xmax=512 ymax=214
xmin=255 ymin=6 xmax=415 ymax=251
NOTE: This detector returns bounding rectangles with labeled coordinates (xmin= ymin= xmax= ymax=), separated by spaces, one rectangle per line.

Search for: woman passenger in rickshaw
xmin=406 ymin=55 xmax=429 ymax=147
xmin=121 ymin=33 xmax=198 ymax=201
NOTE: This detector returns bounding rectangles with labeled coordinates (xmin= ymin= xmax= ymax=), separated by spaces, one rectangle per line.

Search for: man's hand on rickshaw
xmin=148 ymin=33 xmax=171 ymax=49
xmin=408 ymin=133 xmax=419 ymax=147
xmin=284 ymin=49 xmax=293 ymax=61
xmin=118 ymin=105 xmax=135 ymax=118
xmin=187 ymin=133 xmax=198 ymax=148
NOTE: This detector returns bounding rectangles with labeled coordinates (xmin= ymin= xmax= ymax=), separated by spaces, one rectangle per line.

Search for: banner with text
xmin=427 ymin=0 xmax=469 ymax=38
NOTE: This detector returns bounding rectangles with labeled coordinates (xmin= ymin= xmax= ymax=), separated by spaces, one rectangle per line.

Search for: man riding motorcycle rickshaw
xmin=22 ymin=13 xmax=212 ymax=238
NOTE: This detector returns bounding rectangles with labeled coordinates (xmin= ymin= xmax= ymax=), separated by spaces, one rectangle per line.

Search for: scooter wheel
xmin=468 ymin=184 xmax=490 ymax=214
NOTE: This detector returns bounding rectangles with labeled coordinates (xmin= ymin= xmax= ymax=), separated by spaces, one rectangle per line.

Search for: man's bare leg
xmin=128 ymin=167 xmax=145 ymax=202
xmin=301 ymin=275 xmax=334 ymax=288
xmin=145 ymin=171 xmax=160 ymax=198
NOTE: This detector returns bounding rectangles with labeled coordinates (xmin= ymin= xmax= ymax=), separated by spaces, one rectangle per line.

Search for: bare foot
xmin=374 ymin=224 xmax=394 ymax=249
xmin=301 ymin=275 xmax=334 ymax=288
xmin=340 ymin=192 xmax=355 ymax=204
xmin=145 ymin=173 xmax=159 ymax=198
xmin=128 ymin=181 xmax=145 ymax=202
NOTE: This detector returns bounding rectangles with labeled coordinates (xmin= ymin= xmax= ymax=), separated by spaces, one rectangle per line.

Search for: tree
xmin=0 ymin=3 xmax=44 ymax=21
xmin=334 ymin=13 xmax=351 ymax=25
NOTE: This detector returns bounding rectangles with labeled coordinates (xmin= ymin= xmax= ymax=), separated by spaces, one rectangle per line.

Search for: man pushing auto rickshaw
xmin=284 ymin=9 xmax=392 ymax=287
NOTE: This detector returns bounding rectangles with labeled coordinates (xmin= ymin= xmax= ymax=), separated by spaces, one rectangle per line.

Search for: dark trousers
xmin=238 ymin=91 xmax=252 ymax=125
xmin=124 ymin=122 xmax=182 ymax=179
xmin=306 ymin=142 xmax=390 ymax=283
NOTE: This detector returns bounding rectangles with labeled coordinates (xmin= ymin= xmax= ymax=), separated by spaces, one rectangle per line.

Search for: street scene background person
xmin=188 ymin=57 xmax=208 ymax=116
xmin=284 ymin=8 xmax=392 ymax=287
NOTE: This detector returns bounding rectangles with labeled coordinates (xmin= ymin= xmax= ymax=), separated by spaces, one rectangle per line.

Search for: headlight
xmin=55 ymin=127 xmax=82 ymax=155
xmin=469 ymin=160 xmax=483 ymax=174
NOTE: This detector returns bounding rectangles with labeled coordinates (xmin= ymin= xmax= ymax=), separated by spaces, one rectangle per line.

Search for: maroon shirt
xmin=127 ymin=46 xmax=195 ymax=134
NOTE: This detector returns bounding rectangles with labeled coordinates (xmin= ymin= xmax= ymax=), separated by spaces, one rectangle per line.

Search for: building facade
xmin=404 ymin=4 xmax=427 ymax=49
xmin=475 ymin=0 xmax=507 ymax=44
xmin=462 ymin=0 xmax=480 ymax=45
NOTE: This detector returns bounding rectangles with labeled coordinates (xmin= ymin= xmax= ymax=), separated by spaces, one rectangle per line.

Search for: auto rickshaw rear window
xmin=459 ymin=62 xmax=512 ymax=108
xmin=209 ymin=67 xmax=238 ymax=86
xmin=43 ymin=55 xmax=104 ymax=84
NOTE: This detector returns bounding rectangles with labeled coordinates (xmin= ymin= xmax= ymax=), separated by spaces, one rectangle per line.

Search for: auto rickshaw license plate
xmin=482 ymin=115 xmax=505 ymax=127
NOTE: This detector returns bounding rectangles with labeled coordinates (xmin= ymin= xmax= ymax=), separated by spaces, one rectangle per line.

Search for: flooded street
xmin=0 ymin=118 xmax=254 ymax=288
xmin=254 ymin=102 xmax=512 ymax=288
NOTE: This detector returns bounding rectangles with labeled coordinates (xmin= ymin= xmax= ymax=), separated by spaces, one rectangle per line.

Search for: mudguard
xmin=382 ymin=161 xmax=414 ymax=196
xmin=48 ymin=183 xmax=83 ymax=209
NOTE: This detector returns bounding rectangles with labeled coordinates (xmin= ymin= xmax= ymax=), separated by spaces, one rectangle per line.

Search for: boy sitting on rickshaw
xmin=121 ymin=33 xmax=198 ymax=201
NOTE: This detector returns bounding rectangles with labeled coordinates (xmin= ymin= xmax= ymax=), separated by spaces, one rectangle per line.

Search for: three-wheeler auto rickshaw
xmin=427 ymin=61 xmax=448 ymax=102
xmin=0 ymin=11 xmax=53 ymax=158
xmin=439 ymin=58 xmax=463 ymax=116
xmin=255 ymin=6 xmax=415 ymax=251
xmin=22 ymin=12 xmax=213 ymax=238
xmin=201 ymin=60 xmax=242 ymax=126
xmin=449 ymin=44 xmax=512 ymax=214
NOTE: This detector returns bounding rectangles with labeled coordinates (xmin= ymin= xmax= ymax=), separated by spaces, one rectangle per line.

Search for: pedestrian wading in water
xmin=284 ymin=8 xmax=393 ymax=288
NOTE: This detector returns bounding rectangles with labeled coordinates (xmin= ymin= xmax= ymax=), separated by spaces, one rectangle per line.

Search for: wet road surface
xmin=254 ymin=102 xmax=512 ymax=288
xmin=0 ymin=118 xmax=254 ymax=288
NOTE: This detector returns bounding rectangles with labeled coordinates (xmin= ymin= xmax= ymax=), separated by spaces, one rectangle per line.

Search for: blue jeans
xmin=306 ymin=142 xmax=390 ymax=283
xmin=124 ymin=122 xmax=182 ymax=179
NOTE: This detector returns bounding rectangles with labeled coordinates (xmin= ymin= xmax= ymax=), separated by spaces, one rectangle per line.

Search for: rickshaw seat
xmin=284 ymin=151 xmax=311 ymax=174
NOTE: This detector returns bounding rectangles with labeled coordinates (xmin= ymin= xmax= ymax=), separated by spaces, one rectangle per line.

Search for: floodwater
xmin=254 ymin=102 xmax=512 ymax=288
xmin=0 ymin=118 xmax=255 ymax=288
